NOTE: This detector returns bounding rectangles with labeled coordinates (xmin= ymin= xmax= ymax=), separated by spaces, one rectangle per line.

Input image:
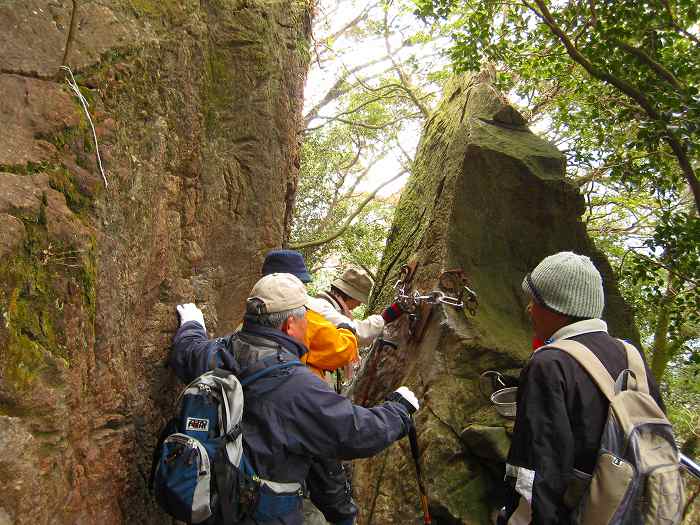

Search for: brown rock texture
xmin=0 ymin=1 xmax=312 ymax=523
xmin=351 ymin=72 xmax=638 ymax=524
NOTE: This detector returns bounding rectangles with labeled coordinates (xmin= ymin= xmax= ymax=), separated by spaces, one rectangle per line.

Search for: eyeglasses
xmin=525 ymin=273 xmax=546 ymax=307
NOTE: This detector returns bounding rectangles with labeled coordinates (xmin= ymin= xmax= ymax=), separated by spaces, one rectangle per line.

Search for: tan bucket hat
xmin=332 ymin=268 xmax=373 ymax=304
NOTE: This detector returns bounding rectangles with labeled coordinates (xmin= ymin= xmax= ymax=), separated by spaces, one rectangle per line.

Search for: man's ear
xmin=280 ymin=316 xmax=292 ymax=334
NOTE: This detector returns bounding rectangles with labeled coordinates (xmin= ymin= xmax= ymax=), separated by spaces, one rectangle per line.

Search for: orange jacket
xmin=302 ymin=309 xmax=358 ymax=378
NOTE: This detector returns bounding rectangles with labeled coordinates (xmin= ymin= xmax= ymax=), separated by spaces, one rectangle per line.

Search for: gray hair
xmin=245 ymin=299 xmax=306 ymax=329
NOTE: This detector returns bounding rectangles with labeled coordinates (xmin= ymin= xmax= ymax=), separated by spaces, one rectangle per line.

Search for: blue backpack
xmin=151 ymin=355 xmax=304 ymax=524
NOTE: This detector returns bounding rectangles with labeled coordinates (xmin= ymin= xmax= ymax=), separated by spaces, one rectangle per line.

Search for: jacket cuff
xmin=381 ymin=303 xmax=403 ymax=323
xmin=385 ymin=391 xmax=417 ymax=415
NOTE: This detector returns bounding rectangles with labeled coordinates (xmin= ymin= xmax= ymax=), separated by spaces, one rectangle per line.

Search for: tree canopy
xmin=292 ymin=2 xmax=699 ymax=442
xmin=407 ymin=0 xmax=699 ymax=383
xmin=416 ymin=0 xmax=700 ymax=211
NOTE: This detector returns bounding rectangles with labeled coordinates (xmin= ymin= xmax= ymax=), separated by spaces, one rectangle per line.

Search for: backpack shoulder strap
xmin=616 ymin=339 xmax=649 ymax=395
xmin=543 ymin=339 xmax=615 ymax=402
xmin=316 ymin=292 xmax=339 ymax=308
xmin=239 ymin=359 xmax=303 ymax=387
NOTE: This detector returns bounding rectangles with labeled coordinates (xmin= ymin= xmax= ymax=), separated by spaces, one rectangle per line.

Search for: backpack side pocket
xmin=580 ymin=452 xmax=634 ymax=525
xmin=154 ymin=433 xmax=213 ymax=524
xmin=253 ymin=483 xmax=302 ymax=522
xmin=644 ymin=464 xmax=684 ymax=524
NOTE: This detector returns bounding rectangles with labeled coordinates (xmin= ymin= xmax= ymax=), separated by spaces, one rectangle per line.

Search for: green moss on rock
xmin=47 ymin=166 xmax=94 ymax=217
xmin=1 ymin=256 xmax=62 ymax=389
xmin=204 ymin=46 xmax=236 ymax=136
xmin=0 ymin=161 xmax=52 ymax=176
xmin=128 ymin=0 xmax=183 ymax=19
xmin=356 ymin=72 xmax=639 ymax=523
xmin=0 ymin=217 xmax=94 ymax=389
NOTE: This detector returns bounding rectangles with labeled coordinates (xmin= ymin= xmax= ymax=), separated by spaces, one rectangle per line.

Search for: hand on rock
xmin=389 ymin=386 xmax=419 ymax=414
xmin=176 ymin=303 xmax=206 ymax=331
xmin=381 ymin=302 xmax=405 ymax=324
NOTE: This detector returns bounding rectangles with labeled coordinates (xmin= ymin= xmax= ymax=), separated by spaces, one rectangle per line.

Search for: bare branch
xmin=395 ymin=141 xmax=415 ymax=170
xmin=304 ymin=114 xmax=421 ymax=133
xmin=346 ymin=149 xmax=390 ymax=195
xmin=317 ymin=148 xmax=390 ymax=235
xmin=382 ymin=5 xmax=431 ymax=119
xmin=304 ymin=57 xmax=400 ymax=126
xmin=311 ymin=2 xmax=376 ymax=65
xmin=290 ymin=170 xmax=409 ymax=250
xmin=318 ymin=3 xmax=375 ymax=45
xmin=326 ymin=91 xmax=405 ymax=121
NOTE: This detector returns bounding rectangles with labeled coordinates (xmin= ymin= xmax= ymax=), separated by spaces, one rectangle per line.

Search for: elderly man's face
xmin=282 ymin=312 xmax=308 ymax=343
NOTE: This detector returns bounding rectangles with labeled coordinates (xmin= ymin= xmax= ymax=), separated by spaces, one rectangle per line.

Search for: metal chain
xmin=393 ymin=267 xmax=478 ymax=315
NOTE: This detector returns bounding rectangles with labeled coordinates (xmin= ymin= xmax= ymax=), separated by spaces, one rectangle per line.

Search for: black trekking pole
xmin=408 ymin=417 xmax=431 ymax=524
xmin=335 ymin=369 xmax=342 ymax=394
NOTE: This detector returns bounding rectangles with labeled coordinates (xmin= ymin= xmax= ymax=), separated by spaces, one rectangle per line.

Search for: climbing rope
xmin=60 ymin=66 xmax=108 ymax=187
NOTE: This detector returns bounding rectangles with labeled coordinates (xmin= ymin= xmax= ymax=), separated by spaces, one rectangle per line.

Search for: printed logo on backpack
xmin=185 ymin=418 xmax=210 ymax=432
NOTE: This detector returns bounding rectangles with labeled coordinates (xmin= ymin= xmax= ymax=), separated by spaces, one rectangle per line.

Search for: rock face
xmin=351 ymin=72 xmax=638 ymax=524
xmin=0 ymin=1 xmax=311 ymax=523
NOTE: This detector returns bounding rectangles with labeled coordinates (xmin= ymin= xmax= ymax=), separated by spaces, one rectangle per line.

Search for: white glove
xmin=394 ymin=386 xmax=419 ymax=413
xmin=176 ymin=303 xmax=206 ymax=331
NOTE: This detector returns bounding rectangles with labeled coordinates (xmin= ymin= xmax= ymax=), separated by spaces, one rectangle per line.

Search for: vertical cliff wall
xmin=352 ymin=72 xmax=638 ymax=524
xmin=0 ymin=1 xmax=312 ymax=522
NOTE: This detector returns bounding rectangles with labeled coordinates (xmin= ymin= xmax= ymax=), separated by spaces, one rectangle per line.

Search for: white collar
xmin=546 ymin=318 xmax=608 ymax=344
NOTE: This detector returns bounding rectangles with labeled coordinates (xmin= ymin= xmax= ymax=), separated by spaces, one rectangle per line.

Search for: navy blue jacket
xmin=170 ymin=321 xmax=412 ymax=524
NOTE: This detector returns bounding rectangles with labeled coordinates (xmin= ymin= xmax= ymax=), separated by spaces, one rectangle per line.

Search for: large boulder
xmin=0 ymin=1 xmax=311 ymax=523
xmin=352 ymin=72 xmax=638 ymax=524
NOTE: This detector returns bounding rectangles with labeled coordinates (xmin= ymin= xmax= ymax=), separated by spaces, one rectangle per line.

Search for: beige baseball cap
xmin=332 ymin=267 xmax=373 ymax=304
xmin=247 ymin=273 xmax=308 ymax=313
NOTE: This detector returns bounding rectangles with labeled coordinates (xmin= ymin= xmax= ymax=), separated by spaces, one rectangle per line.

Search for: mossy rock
xmin=354 ymin=72 xmax=638 ymax=524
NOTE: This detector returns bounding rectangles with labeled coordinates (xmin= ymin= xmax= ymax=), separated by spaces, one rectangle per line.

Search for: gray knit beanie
xmin=522 ymin=252 xmax=604 ymax=319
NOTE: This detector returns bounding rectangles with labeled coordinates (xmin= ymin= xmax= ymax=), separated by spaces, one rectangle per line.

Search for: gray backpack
xmin=548 ymin=339 xmax=685 ymax=525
